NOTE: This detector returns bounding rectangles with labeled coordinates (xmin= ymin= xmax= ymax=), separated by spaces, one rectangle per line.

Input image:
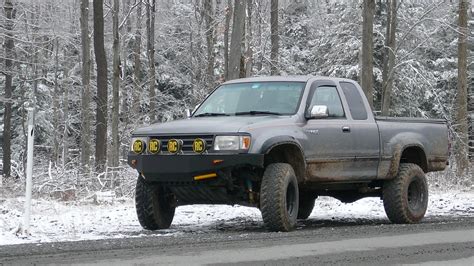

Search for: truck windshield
xmin=193 ymin=82 xmax=305 ymax=117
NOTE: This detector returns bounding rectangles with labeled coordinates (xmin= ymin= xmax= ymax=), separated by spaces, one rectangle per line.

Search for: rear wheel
xmin=135 ymin=175 xmax=176 ymax=230
xmin=383 ymin=163 xmax=428 ymax=224
xmin=260 ymin=163 xmax=299 ymax=232
xmin=297 ymin=194 xmax=316 ymax=220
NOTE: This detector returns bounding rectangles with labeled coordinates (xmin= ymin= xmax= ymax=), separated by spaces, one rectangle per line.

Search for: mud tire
xmin=383 ymin=163 xmax=428 ymax=224
xmin=260 ymin=163 xmax=299 ymax=232
xmin=297 ymin=195 xmax=316 ymax=220
xmin=135 ymin=175 xmax=176 ymax=230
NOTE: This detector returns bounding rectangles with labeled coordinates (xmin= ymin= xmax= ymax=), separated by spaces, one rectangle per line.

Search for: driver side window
xmin=309 ymin=86 xmax=345 ymax=118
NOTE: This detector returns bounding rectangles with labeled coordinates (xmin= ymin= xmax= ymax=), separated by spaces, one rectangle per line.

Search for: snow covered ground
xmin=0 ymin=190 xmax=472 ymax=246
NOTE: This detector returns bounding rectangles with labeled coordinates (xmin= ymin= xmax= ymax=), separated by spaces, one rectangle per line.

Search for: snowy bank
xmin=0 ymin=191 xmax=472 ymax=245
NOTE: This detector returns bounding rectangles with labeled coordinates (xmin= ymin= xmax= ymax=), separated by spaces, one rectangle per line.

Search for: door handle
xmin=342 ymin=126 xmax=351 ymax=133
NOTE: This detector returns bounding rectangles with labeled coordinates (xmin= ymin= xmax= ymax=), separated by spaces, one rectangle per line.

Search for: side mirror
xmin=185 ymin=109 xmax=192 ymax=118
xmin=310 ymin=105 xmax=329 ymax=119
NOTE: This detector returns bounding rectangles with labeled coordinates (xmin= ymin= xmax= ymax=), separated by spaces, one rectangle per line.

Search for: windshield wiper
xmin=235 ymin=110 xmax=283 ymax=116
xmin=194 ymin=112 xmax=230 ymax=117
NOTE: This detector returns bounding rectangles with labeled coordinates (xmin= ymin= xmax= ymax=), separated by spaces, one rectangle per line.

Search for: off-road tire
xmin=135 ymin=175 xmax=176 ymax=230
xmin=297 ymin=195 xmax=316 ymax=220
xmin=383 ymin=163 xmax=428 ymax=224
xmin=260 ymin=163 xmax=299 ymax=232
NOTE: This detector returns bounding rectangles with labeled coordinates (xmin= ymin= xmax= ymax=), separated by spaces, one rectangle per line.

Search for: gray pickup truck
xmin=128 ymin=76 xmax=449 ymax=232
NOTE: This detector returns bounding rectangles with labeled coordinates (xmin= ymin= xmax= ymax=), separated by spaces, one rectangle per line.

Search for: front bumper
xmin=127 ymin=153 xmax=264 ymax=182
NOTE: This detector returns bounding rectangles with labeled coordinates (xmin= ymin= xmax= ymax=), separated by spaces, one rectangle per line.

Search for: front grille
xmin=149 ymin=135 xmax=214 ymax=154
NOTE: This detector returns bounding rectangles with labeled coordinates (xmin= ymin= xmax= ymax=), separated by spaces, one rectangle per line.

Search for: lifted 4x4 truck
xmin=128 ymin=76 xmax=449 ymax=232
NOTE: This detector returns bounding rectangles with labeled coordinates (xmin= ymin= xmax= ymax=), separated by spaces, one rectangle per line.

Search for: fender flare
xmin=260 ymin=136 xmax=307 ymax=182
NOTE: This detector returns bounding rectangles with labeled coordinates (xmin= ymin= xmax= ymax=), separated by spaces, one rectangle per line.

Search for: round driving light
xmin=148 ymin=139 xmax=161 ymax=154
xmin=167 ymin=139 xmax=182 ymax=154
xmin=132 ymin=139 xmax=144 ymax=154
xmin=192 ymin=138 xmax=207 ymax=154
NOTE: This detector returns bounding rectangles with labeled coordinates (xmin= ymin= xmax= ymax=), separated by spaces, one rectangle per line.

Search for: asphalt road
xmin=0 ymin=216 xmax=473 ymax=265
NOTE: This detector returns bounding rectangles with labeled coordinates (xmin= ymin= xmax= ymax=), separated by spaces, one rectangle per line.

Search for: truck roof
xmin=222 ymin=75 xmax=357 ymax=85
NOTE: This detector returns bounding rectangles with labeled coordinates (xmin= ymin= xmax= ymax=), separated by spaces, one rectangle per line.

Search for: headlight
xmin=214 ymin=135 xmax=251 ymax=151
xmin=130 ymin=137 xmax=148 ymax=154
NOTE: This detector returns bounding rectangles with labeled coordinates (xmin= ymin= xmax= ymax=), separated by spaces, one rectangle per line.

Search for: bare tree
xmin=204 ymin=0 xmax=216 ymax=86
xmin=244 ymin=0 xmax=253 ymax=77
xmin=381 ymin=0 xmax=397 ymax=116
xmin=455 ymin=0 xmax=469 ymax=175
xmin=111 ymin=0 xmax=120 ymax=171
xmin=224 ymin=0 xmax=232 ymax=80
xmin=120 ymin=0 xmax=132 ymax=127
xmin=132 ymin=0 xmax=142 ymax=116
xmin=270 ymin=0 xmax=279 ymax=75
xmin=80 ymin=0 xmax=92 ymax=173
xmin=93 ymin=0 xmax=108 ymax=171
xmin=360 ymin=0 xmax=375 ymax=109
xmin=146 ymin=0 xmax=156 ymax=120
xmin=53 ymin=38 xmax=60 ymax=164
xmin=2 ymin=0 xmax=14 ymax=179
xmin=228 ymin=0 xmax=246 ymax=80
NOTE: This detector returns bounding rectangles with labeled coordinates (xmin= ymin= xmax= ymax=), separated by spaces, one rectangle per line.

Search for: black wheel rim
xmin=286 ymin=182 xmax=297 ymax=216
xmin=407 ymin=177 xmax=424 ymax=212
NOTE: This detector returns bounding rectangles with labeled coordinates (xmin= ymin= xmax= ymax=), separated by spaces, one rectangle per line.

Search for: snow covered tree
xmin=93 ymin=0 xmax=108 ymax=172
xmin=2 ymin=0 xmax=14 ymax=179
xmin=455 ymin=0 xmax=469 ymax=175
xmin=361 ymin=0 xmax=376 ymax=108
xmin=228 ymin=0 xmax=246 ymax=80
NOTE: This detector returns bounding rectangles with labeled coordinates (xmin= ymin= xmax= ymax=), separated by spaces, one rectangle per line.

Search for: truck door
xmin=339 ymin=81 xmax=380 ymax=179
xmin=302 ymin=81 xmax=356 ymax=181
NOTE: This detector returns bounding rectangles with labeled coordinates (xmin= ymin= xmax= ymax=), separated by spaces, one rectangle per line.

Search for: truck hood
xmin=133 ymin=116 xmax=295 ymax=135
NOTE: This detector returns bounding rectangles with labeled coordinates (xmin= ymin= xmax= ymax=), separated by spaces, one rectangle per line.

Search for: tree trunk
xmin=228 ymin=0 xmax=246 ymax=80
xmin=146 ymin=0 xmax=156 ymax=120
xmin=455 ymin=0 xmax=469 ymax=175
xmin=204 ymin=0 xmax=216 ymax=86
xmin=2 ymin=0 xmax=14 ymax=179
xmin=270 ymin=0 xmax=279 ymax=75
xmin=120 ymin=0 xmax=132 ymax=127
xmin=381 ymin=0 xmax=397 ymax=116
xmin=132 ymin=1 xmax=142 ymax=117
xmin=80 ymin=0 xmax=92 ymax=173
xmin=111 ymin=0 xmax=120 ymax=173
xmin=53 ymin=38 xmax=60 ymax=165
xmin=255 ymin=1 xmax=263 ymax=73
xmin=61 ymin=67 xmax=69 ymax=169
xmin=244 ymin=0 xmax=253 ymax=77
xmin=93 ymin=0 xmax=108 ymax=171
xmin=223 ymin=0 xmax=232 ymax=81
xmin=360 ymin=0 xmax=375 ymax=109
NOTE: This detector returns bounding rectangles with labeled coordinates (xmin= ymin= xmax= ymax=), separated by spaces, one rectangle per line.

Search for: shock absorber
xmin=246 ymin=179 xmax=254 ymax=204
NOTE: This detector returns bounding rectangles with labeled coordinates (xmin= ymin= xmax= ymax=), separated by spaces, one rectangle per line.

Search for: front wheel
xmin=135 ymin=175 xmax=176 ymax=230
xmin=383 ymin=163 xmax=428 ymax=224
xmin=260 ymin=163 xmax=299 ymax=232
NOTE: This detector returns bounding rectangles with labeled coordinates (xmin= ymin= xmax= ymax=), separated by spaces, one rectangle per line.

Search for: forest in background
xmin=0 ymin=0 xmax=472 ymax=198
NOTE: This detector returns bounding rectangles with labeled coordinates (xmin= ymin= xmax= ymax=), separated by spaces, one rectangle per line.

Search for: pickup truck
xmin=128 ymin=76 xmax=449 ymax=232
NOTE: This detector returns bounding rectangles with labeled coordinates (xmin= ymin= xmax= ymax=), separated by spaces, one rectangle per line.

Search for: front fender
xmin=260 ymin=135 xmax=306 ymax=157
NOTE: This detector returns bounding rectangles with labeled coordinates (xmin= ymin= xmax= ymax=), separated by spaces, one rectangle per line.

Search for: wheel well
xmin=400 ymin=146 xmax=427 ymax=172
xmin=264 ymin=143 xmax=306 ymax=182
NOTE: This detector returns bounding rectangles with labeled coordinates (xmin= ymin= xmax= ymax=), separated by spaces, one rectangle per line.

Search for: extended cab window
xmin=308 ymin=86 xmax=345 ymax=118
xmin=340 ymin=82 xmax=368 ymax=120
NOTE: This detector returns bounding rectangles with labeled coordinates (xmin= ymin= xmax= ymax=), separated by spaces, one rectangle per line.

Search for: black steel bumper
xmin=127 ymin=153 xmax=264 ymax=182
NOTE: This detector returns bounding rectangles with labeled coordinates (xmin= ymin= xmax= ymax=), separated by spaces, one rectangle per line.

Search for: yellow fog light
xmin=132 ymin=139 xmax=145 ymax=154
xmin=192 ymin=138 xmax=207 ymax=154
xmin=148 ymin=139 xmax=161 ymax=154
xmin=167 ymin=139 xmax=182 ymax=154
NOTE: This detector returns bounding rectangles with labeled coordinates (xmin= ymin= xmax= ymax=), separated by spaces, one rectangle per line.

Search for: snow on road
xmin=0 ymin=191 xmax=472 ymax=245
